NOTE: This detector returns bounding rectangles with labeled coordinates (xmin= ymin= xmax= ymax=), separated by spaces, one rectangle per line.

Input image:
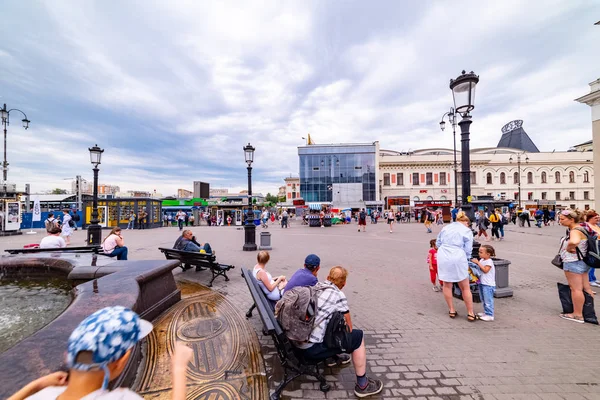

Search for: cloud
xmin=0 ymin=0 xmax=597 ymax=196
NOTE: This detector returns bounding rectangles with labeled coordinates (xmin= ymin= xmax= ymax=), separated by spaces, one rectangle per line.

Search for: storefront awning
xmin=308 ymin=203 xmax=322 ymax=210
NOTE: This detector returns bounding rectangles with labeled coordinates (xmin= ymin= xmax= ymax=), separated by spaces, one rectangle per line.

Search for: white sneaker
xmin=432 ymin=286 xmax=439 ymax=292
xmin=479 ymin=315 xmax=494 ymax=321
xmin=477 ymin=312 xmax=484 ymax=317
xmin=591 ymin=281 xmax=600 ymax=288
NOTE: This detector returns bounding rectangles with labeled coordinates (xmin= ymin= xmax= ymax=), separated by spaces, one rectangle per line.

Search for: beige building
xmin=284 ymin=176 xmax=300 ymax=201
xmin=379 ymin=121 xmax=594 ymax=211
xmin=177 ymin=188 xmax=193 ymax=198
xmin=575 ymin=78 xmax=600 ymax=209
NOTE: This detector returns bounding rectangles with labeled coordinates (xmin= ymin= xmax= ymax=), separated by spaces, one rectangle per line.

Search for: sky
xmin=1 ymin=1 xmax=598 ymax=197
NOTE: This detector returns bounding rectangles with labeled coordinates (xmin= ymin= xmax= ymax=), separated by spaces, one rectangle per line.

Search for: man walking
xmin=176 ymin=209 xmax=186 ymax=231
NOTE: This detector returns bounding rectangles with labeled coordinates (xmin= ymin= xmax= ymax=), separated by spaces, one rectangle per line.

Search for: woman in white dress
xmin=435 ymin=211 xmax=475 ymax=321
xmin=60 ymin=209 xmax=73 ymax=245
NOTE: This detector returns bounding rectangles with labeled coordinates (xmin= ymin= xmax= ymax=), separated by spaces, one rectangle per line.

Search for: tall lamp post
xmin=509 ymin=152 xmax=529 ymax=208
xmin=449 ymin=70 xmax=479 ymax=221
xmin=243 ymin=143 xmax=257 ymax=251
xmin=87 ymin=144 xmax=104 ymax=246
xmin=439 ymin=107 xmax=459 ymax=206
xmin=0 ymin=103 xmax=30 ymax=182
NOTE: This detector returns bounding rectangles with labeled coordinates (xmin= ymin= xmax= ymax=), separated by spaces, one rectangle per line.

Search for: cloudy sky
xmin=1 ymin=1 xmax=598 ymax=196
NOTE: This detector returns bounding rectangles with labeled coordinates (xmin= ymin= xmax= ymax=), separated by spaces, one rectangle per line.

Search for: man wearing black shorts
xmin=358 ymin=208 xmax=367 ymax=232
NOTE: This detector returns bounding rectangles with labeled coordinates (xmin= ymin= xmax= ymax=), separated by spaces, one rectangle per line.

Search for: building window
xmin=584 ymin=191 xmax=590 ymax=200
xmin=413 ymin=196 xmax=420 ymax=201
xmin=486 ymin=172 xmax=492 ymax=185
xmin=514 ymin=172 xmax=519 ymax=184
xmin=426 ymin=172 xmax=433 ymax=185
xmin=541 ymin=172 xmax=547 ymax=183
xmin=569 ymin=171 xmax=575 ymax=183
xmin=555 ymin=171 xmax=561 ymax=183
xmin=584 ymin=171 xmax=590 ymax=183
xmin=585 ymin=204 xmax=590 ymax=211
xmin=500 ymin=172 xmax=506 ymax=184
xmin=555 ymin=191 xmax=561 ymax=201
xmin=440 ymin=172 xmax=446 ymax=185
xmin=383 ymin=173 xmax=390 ymax=186
xmin=471 ymin=171 xmax=477 ymax=185
xmin=569 ymin=191 xmax=575 ymax=200
xmin=412 ymin=173 xmax=419 ymax=186
xmin=527 ymin=172 xmax=533 ymax=184
xmin=514 ymin=192 xmax=519 ymax=200
xmin=426 ymin=196 xmax=433 ymax=200
xmin=292 ymin=192 xmax=297 ymax=198
xmin=528 ymin=192 xmax=533 ymax=200
xmin=541 ymin=192 xmax=547 ymax=200
xmin=396 ymin=173 xmax=404 ymax=186
xmin=570 ymin=204 xmax=576 ymax=209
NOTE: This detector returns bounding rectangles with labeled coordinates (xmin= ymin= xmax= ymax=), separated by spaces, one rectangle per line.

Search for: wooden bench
xmin=5 ymin=245 xmax=103 ymax=255
xmin=158 ymin=248 xmax=234 ymax=287
xmin=241 ymin=268 xmax=330 ymax=399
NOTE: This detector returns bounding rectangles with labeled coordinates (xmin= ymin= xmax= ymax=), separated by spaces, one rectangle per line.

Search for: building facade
xmin=284 ymin=177 xmax=300 ymax=201
xmin=575 ymin=78 xmax=600 ymax=209
xmin=379 ymin=147 xmax=594 ymax=210
xmin=177 ymin=188 xmax=193 ymax=198
xmin=299 ymin=142 xmax=380 ymax=208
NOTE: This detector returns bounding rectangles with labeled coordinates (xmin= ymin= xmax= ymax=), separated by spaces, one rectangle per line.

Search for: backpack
xmin=68 ymin=219 xmax=75 ymax=228
xmin=72 ymin=213 xmax=80 ymax=222
xmin=574 ymin=226 xmax=600 ymax=269
xmin=45 ymin=218 xmax=55 ymax=231
xmin=501 ymin=214 xmax=508 ymax=225
xmin=323 ymin=311 xmax=353 ymax=352
xmin=275 ymin=286 xmax=317 ymax=343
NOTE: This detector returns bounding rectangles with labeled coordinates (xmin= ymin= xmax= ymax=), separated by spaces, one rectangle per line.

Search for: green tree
xmin=265 ymin=193 xmax=279 ymax=203
xmin=51 ymin=188 xmax=68 ymax=194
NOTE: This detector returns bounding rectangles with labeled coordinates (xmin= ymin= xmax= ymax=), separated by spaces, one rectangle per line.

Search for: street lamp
xmin=87 ymin=144 xmax=104 ymax=246
xmin=243 ymin=143 xmax=257 ymax=251
xmin=449 ymin=70 xmax=479 ymax=221
xmin=509 ymin=152 xmax=529 ymax=208
xmin=439 ymin=107 xmax=459 ymax=207
xmin=1 ymin=103 xmax=31 ymax=182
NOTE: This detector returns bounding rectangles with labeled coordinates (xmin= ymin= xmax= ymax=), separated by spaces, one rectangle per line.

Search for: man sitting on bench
xmin=298 ymin=266 xmax=383 ymax=398
xmin=173 ymin=230 xmax=212 ymax=254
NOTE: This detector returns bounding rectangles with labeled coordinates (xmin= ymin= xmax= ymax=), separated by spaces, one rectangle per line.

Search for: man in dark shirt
xmin=285 ymin=254 xmax=320 ymax=292
xmin=173 ymin=230 xmax=212 ymax=254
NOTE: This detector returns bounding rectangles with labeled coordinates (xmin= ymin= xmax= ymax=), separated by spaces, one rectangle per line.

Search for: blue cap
xmin=66 ymin=306 xmax=153 ymax=389
xmin=304 ymin=254 xmax=320 ymax=268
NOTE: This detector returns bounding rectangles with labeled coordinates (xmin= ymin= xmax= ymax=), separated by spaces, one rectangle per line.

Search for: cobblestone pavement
xmin=3 ymin=221 xmax=600 ymax=399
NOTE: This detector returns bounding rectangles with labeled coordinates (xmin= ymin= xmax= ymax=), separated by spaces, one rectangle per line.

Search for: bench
xmin=158 ymin=248 xmax=234 ymax=287
xmin=241 ymin=268 xmax=330 ymax=400
xmin=5 ymin=245 xmax=103 ymax=255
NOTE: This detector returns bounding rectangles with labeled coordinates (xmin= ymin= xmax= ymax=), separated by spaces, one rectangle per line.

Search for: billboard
xmin=193 ymin=181 xmax=210 ymax=199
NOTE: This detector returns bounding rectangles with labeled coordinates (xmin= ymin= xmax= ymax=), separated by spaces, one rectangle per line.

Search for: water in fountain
xmin=0 ymin=278 xmax=72 ymax=353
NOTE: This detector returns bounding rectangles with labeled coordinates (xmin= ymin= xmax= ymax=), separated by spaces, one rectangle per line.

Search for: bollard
xmin=258 ymin=231 xmax=272 ymax=250
xmin=493 ymin=258 xmax=513 ymax=298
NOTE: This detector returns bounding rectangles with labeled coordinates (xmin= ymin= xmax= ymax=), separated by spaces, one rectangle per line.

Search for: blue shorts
xmin=302 ymin=329 xmax=363 ymax=361
xmin=563 ymin=260 xmax=590 ymax=274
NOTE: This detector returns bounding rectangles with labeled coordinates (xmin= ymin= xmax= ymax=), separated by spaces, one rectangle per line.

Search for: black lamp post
xmin=87 ymin=144 xmax=104 ymax=246
xmin=449 ymin=70 xmax=479 ymax=221
xmin=243 ymin=143 xmax=257 ymax=251
xmin=439 ymin=107 xmax=459 ymax=207
xmin=0 ymin=103 xmax=30 ymax=182
xmin=509 ymin=152 xmax=529 ymax=208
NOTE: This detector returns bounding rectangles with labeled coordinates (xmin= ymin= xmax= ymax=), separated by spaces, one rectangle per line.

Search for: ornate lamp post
xmin=243 ymin=143 xmax=257 ymax=251
xmin=87 ymin=144 xmax=104 ymax=246
xmin=439 ymin=107 xmax=459 ymax=206
xmin=449 ymin=70 xmax=479 ymax=221
xmin=0 ymin=103 xmax=30 ymax=182
xmin=509 ymin=152 xmax=529 ymax=208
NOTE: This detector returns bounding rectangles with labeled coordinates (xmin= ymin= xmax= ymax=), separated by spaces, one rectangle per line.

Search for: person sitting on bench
xmin=173 ymin=230 xmax=212 ymax=254
xmin=253 ymin=250 xmax=287 ymax=301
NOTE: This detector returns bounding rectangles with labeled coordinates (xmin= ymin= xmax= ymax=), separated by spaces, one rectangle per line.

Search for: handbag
xmin=551 ymin=236 xmax=565 ymax=269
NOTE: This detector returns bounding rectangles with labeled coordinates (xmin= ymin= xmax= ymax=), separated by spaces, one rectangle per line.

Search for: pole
xmin=517 ymin=156 xmax=522 ymax=208
xmin=459 ymin=114 xmax=473 ymax=220
xmin=87 ymin=167 xmax=101 ymax=246
xmin=2 ymin=104 xmax=7 ymax=182
xmin=243 ymin=165 xmax=257 ymax=251
xmin=452 ymin=122 xmax=458 ymax=206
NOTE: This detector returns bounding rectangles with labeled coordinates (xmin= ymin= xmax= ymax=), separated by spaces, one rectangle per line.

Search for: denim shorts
xmin=563 ymin=260 xmax=590 ymax=274
xmin=302 ymin=329 xmax=363 ymax=361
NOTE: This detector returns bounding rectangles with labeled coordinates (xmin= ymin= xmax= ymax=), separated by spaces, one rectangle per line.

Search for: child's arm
xmin=472 ymin=259 xmax=492 ymax=273
xmin=171 ymin=342 xmax=193 ymax=400
xmin=428 ymin=252 xmax=433 ymax=270
xmin=8 ymin=372 xmax=68 ymax=400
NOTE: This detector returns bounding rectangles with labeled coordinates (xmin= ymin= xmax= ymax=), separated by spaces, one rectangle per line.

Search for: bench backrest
xmin=242 ymin=269 xmax=303 ymax=368
xmin=5 ymin=246 xmax=102 ymax=255
xmin=158 ymin=247 xmax=216 ymax=263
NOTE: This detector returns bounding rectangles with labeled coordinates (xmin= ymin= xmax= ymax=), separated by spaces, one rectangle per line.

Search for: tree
xmin=51 ymin=188 xmax=68 ymax=194
xmin=265 ymin=193 xmax=279 ymax=203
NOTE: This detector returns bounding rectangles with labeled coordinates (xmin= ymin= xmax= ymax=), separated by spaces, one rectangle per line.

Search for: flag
xmin=307 ymin=134 xmax=315 ymax=145
xmin=32 ymin=196 xmax=42 ymax=221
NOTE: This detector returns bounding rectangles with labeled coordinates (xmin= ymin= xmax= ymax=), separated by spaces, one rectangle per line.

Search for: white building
xmin=284 ymin=176 xmax=300 ymax=202
xmin=380 ymin=121 xmax=594 ymax=211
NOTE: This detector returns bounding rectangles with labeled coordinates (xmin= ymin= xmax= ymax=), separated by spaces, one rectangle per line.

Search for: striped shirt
xmin=308 ymin=281 xmax=349 ymax=344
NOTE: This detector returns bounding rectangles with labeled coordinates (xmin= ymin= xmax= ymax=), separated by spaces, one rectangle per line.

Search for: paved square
xmin=3 ymin=220 xmax=600 ymax=399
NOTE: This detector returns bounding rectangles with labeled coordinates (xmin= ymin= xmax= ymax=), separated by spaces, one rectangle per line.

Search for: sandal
xmin=559 ymin=314 xmax=585 ymax=324
xmin=448 ymin=311 xmax=458 ymax=319
xmin=467 ymin=314 xmax=477 ymax=322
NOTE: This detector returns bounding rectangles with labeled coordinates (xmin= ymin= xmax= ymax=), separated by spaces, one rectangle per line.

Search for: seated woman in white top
xmin=253 ymin=251 xmax=287 ymax=301
xmin=39 ymin=226 xmax=67 ymax=249
xmin=101 ymin=227 xmax=128 ymax=260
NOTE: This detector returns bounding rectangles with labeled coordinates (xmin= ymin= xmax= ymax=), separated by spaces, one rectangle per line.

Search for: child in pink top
xmin=428 ymin=239 xmax=443 ymax=292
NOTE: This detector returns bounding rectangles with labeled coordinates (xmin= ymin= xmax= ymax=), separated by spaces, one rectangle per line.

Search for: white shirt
xmin=27 ymin=386 xmax=142 ymax=399
xmin=479 ymin=258 xmax=496 ymax=286
xmin=39 ymin=235 xmax=67 ymax=248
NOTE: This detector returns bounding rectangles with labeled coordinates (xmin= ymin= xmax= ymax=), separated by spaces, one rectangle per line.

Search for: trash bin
xmin=323 ymin=217 xmax=332 ymax=227
xmin=493 ymin=258 xmax=513 ymax=298
xmin=259 ymin=231 xmax=272 ymax=250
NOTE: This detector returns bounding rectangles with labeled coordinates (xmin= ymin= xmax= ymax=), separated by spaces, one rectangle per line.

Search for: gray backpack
xmin=275 ymin=286 xmax=318 ymax=342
